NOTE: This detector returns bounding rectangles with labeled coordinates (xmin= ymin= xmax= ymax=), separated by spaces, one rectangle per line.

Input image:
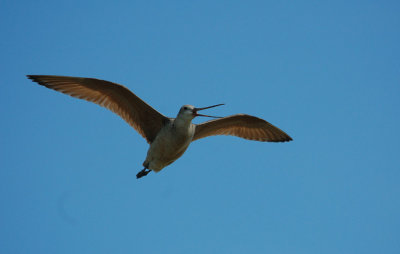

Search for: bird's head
xmin=177 ymin=104 xmax=224 ymax=120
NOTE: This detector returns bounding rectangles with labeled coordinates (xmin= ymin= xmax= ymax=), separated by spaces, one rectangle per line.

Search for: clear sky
xmin=1 ymin=0 xmax=399 ymax=253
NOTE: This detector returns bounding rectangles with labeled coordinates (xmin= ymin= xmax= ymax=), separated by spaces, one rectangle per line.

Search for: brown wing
xmin=27 ymin=75 xmax=169 ymax=143
xmin=193 ymin=114 xmax=292 ymax=142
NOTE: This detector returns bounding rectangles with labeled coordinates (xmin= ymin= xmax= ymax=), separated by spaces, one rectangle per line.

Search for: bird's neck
xmin=173 ymin=117 xmax=192 ymax=130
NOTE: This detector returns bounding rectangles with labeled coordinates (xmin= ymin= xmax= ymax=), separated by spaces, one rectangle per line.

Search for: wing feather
xmin=193 ymin=114 xmax=292 ymax=142
xmin=27 ymin=75 xmax=168 ymax=143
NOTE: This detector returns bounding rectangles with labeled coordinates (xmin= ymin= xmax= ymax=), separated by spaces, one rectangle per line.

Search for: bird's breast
xmin=144 ymin=123 xmax=195 ymax=171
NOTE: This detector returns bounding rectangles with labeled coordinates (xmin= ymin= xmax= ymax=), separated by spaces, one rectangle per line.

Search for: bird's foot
xmin=136 ymin=168 xmax=152 ymax=179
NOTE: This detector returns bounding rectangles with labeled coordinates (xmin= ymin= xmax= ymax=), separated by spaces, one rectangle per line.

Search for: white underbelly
xmin=143 ymin=125 xmax=194 ymax=172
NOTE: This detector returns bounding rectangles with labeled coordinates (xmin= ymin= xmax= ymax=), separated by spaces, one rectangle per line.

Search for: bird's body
xmin=27 ymin=75 xmax=292 ymax=178
xmin=144 ymin=114 xmax=195 ymax=172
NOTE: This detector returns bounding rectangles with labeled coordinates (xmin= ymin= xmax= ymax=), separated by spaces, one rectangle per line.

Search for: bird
xmin=27 ymin=75 xmax=292 ymax=178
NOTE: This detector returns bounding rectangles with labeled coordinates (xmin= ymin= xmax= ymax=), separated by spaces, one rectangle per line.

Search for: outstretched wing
xmin=27 ymin=75 xmax=169 ymax=143
xmin=193 ymin=114 xmax=292 ymax=142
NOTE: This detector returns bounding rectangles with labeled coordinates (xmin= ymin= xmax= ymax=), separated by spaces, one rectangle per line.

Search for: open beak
xmin=193 ymin=103 xmax=224 ymax=118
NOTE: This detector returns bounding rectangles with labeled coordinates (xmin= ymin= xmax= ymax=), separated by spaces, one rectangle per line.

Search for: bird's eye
xmin=183 ymin=107 xmax=188 ymax=110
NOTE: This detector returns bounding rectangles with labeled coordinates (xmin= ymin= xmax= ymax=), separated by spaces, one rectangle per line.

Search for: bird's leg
xmin=136 ymin=168 xmax=152 ymax=179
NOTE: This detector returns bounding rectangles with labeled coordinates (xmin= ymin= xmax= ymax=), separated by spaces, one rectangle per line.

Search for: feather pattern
xmin=193 ymin=114 xmax=292 ymax=142
xmin=27 ymin=75 xmax=168 ymax=143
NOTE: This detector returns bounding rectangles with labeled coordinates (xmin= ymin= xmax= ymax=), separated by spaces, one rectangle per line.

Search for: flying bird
xmin=27 ymin=75 xmax=292 ymax=178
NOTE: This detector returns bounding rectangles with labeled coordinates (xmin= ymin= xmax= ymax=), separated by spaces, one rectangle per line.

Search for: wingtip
xmin=283 ymin=135 xmax=293 ymax=142
xmin=26 ymin=75 xmax=50 ymax=86
xmin=273 ymin=135 xmax=293 ymax=143
xmin=26 ymin=75 xmax=43 ymax=86
xmin=26 ymin=75 xmax=38 ymax=81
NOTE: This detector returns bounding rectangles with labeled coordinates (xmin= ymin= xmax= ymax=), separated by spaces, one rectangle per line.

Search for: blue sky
xmin=1 ymin=0 xmax=399 ymax=253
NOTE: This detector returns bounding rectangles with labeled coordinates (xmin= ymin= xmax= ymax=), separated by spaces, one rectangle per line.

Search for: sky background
xmin=1 ymin=0 xmax=400 ymax=253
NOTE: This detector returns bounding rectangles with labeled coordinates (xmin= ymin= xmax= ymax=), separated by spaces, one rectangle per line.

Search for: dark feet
xmin=136 ymin=168 xmax=151 ymax=179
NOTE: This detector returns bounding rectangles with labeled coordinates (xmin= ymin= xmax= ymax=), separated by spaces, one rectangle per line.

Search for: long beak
xmin=193 ymin=103 xmax=224 ymax=118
